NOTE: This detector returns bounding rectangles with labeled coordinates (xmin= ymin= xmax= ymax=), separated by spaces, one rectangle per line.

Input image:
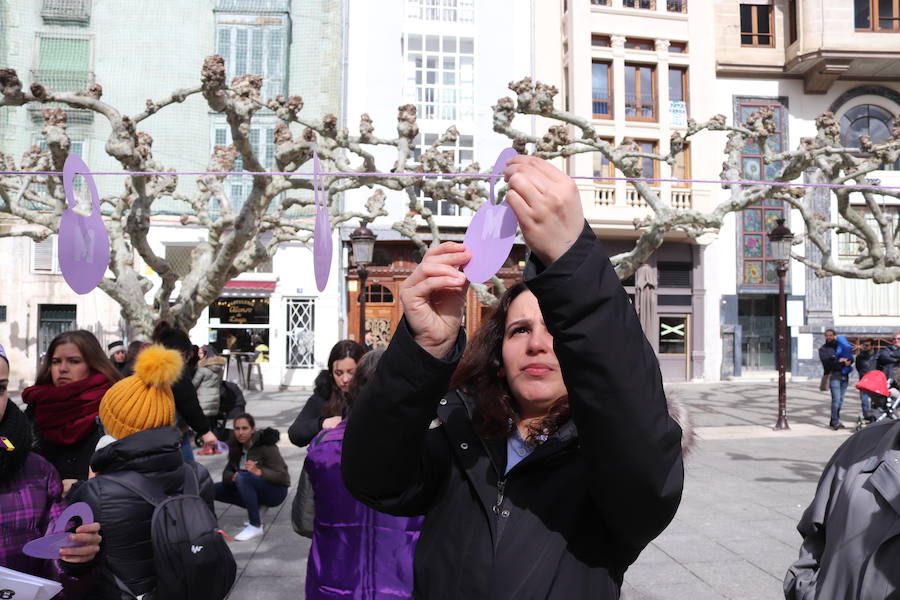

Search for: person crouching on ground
xmin=215 ymin=413 xmax=290 ymax=541
xmin=67 ymin=345 xmax=216 ymax=599
xmin=304 ymin=348 xmax=423 ymax=600
xmin=341 ymin=156 xmax=684 ymax=599
xmin=0 ymin=343 xmax=102 ymax=599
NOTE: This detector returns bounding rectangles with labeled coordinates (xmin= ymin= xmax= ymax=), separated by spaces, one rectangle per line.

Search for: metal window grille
xmin=216 ymin=0 xmax=289 ymax=12
xmin=407 ymin=0 xmax=474 ymax=23
xmin=285 ymin=298 xmax=315 ymax=368
xmin=212 ymin=122 xmax=276 ymax=212
xmin=41 ymin=0 xmax=91 ymax=23
xmin=32 ymin=237 xmax=59 ymax=273
xmin=164 ymin=245 xmax=194 ymax=278
xmin=658 ymin=262 xmax=693 ymax=288
xmin=38 ymin=305 xmax=77 ymax=363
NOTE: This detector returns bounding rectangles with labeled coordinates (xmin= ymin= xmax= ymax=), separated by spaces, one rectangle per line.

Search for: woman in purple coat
xmin=304 ymin=348 xmax=422 ymax=600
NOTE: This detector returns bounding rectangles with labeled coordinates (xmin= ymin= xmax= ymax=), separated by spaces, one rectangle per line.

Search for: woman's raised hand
xmin=399 ymin=243 xmax=470 ymax=358
xmin=504 ymin=156 xmax=584 ymax=266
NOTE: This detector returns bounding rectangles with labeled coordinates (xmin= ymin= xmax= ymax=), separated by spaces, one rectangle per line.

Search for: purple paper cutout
xmin=463 ymin=148 xmax=519 ymax=283
xmin=22 ymin=502 xmax=94 ymax=559
xmin=58 ymin=154 xmax=110 ymax=294
xmin=312 ymin=149 xmax=332 ymax=292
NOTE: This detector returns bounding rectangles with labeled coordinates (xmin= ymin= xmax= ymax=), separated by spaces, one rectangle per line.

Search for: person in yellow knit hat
xmin=68 ymin=345 xmax=218 ymax=599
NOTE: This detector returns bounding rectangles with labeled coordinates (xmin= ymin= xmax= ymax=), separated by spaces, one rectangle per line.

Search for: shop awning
xmin=220 ymin=280 xmax=277 ymax=298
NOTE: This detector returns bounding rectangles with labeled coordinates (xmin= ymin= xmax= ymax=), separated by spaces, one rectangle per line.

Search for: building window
xmin=591 ymin=34 xmax=611 ymax=47
xmin=0 ymin=306 xmax=6 ymax=322
xmin=788 ymin=0 xmax=798 ymax=43
xmin=363 ymin=284 xmax=395 ymax=303
xmin=593 ymin=138 xmax=615 ymax=183
xmin=738 ymin=101 xmax=785 ymax=181
xmin=855 ymin=0 xmax=900 ymax=31
xmin=414 ymin=132 xmax=474 ymax=216
xmin=669 ymin=41 xmax=688 ymax=53
xmin=672 ymin=144 xmax=690 ymax=187
xmin=592 ymin=61 xmax=612 ymax=119
xmin=624 ymin=38 xmax=654 ymax=50
xmin=215 ymin=11 xmax=289 ymax=100
xmin=740 ymin=3 xmax=774 ymax=46
xmin=668 ymin=66 xmax=688 ymax=126
xmin=591 ymin=0 xmax=610 ymax=5
xmin=623 ymin=0 xmax=655 ymax=9
xmin=667 ymin=0 xmax=687 ymax=12
xmin=285 ymin=298 xmax=315 ymax=368
xmin=33 ymin=34 xmax=93 ymax=92
xmin=38 ymin=305 xmax=77 ymax=361
xmin=165 ymin=245 xmax=194 ymax=278
xmin=659 ymin=316 xmax=688 ymax=354
xmin=635 ymin=140 xmax=659 ymax=181
xmin=407 ymin=0 xmax=474 ymax=23
xmin=32 ymin=237 xmax=61 ymax=274
xmin=212 ymin=121 xmax=277 ymax=211
xmin=41 ymin=0 xmax=91 ymax=23
xmin=404 ymin=34 xmax=475 ymax=122
xmin=838 ymin=207 xmax=900 ymax=260
xmin=840 ymin=104 xmax=899 ymax=169
xmin=625 ymin=63 xmax=656 ymax=121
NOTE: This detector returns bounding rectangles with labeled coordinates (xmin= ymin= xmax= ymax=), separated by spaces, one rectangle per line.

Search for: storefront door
xmin=657 ymin=313 xmax=691 ymax=381
xmin=738 ymin=295 xmax=776 ymax=371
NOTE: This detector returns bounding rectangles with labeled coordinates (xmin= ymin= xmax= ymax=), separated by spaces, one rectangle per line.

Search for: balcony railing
xmin=41 ymin=0 xmax=91 ymax=23
xmin=591 ymin=0 xmax=610 ymax=5
xmin=671 ymin=189 xmax=693 ymax=209
xmin=591 ymin=185 xmax=693 ymax=210
xmin=625 ymin=93 xmax=657 ymax=120
xmin=666 ymin=0 xmax=687 ymax=12
xmin=592 ymin=96 xmax=611 ymax=118
xmin=31 ymin=69 xmax=94 ymax=93
xmin=594 ymin=185 xmax=616 ymax=206
xmin=215 ymin=0 xmax=289 ymax=12
xmin=623 ymin=0 xmax=655 ymax=9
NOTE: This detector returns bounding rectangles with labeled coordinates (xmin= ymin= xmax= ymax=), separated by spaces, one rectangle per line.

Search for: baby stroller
xmin=854 ymin=370 xmax=899 ymax=432
xmin=195 ymin=380 xmax=247 ymax=446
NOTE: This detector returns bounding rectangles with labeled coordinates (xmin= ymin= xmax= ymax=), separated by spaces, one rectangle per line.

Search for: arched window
xmin=840 ymin=104 xmax=898 ymax=170
xmin=363 ymin=284 xmax=394 ymax=303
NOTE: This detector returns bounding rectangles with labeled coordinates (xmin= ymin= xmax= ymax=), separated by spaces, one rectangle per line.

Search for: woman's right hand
xmin=399 ymin=242 xmax=470 ymax=358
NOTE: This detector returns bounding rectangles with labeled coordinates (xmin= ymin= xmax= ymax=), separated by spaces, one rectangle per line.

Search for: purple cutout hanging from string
xmin=22 ymin=502 xmax=94 ymax=559
xmin=463 ymin=148 xmax=520 ymax=283
xmin=313 ymin=149 xmax=332 ymax=292
xmin=57 ymin=154 xmax=110 ymax=295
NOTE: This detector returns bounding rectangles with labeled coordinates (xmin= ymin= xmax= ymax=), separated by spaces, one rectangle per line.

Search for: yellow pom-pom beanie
xmin=100 ymin=344 xmax=183 ymax=440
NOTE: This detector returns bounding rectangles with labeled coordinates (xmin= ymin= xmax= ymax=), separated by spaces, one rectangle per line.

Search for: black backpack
xmin=105 ymin=466 xmax=237 ymax=600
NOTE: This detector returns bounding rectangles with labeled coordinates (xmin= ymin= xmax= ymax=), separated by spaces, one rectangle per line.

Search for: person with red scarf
xmin=22 ymin=330 xmax=121 ymax=489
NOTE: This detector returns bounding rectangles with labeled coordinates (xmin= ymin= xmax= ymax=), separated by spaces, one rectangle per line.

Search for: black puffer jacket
xmin=222 ymin=427 xmax=291 ymax=487
xmin=343 ymin=223 xmax=684 ymax=599
xmin=69 ymin=426 xmax=214 ymax=599
xmin=289 ymin=371 xmax=343 ymax=447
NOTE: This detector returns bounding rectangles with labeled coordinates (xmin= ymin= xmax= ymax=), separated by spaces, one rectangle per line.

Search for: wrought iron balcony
xmin=215 ymin=0 xmax=290 ymax=12
xmin=30 ymin=69 xmax=94 ymax=93
xmin=41 ymin=0 xmax=91 ymax=23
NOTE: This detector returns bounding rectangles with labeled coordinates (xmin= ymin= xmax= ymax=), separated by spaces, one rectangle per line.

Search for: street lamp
xmin=768 ymin=218 xmax=794 ymax=430
xmin=349 ymin=224 xmax=376 ymax=343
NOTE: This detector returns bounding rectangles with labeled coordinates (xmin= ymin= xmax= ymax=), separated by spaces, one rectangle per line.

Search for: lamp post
xmin=768 ymin=218 xmax=794 ymax=430
xmin=349 ymin=224 xmax=376 ymax=343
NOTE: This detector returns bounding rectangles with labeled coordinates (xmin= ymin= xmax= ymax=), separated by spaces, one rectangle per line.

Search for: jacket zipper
xmin=492 ymin=477 xmax=506 ymax=515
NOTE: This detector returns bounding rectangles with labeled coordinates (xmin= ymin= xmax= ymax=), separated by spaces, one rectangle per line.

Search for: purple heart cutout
xmin=22 ymin=502 xmax=94 ymax=559
xmin=58 ymin=154 xmax=110 ymax=294
xmin=312 ymin=149 xmax=332 ymax=292
xmin=463 ymin=148 xmax=519 ymax=283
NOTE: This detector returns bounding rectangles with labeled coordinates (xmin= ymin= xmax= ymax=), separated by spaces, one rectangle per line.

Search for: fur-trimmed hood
xmin=198 ymin=356 xmax=227 ymax=369
xmin=665 ymin=388 xmax=695 ymax=456
xmin=252 ymin=426 xmax=281 ymax=447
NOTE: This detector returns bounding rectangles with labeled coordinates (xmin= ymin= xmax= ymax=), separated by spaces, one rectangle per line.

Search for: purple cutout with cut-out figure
xmin=313 ymin=149 xmax=332 ymax=292
xmin=58 ymin=154 xmax=110 ymax=294
xmin=463 ymin=147 xmax=520 ymax=283
xmin=22 ymin=502 xmax=94 ymax=559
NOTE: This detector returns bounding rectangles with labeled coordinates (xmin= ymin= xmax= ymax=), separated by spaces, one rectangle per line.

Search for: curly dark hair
xmin=450 ymin=283 xmax=570 ymax=442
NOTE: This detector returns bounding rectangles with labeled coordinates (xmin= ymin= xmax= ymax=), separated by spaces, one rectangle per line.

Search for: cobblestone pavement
xmin=190 ymin=379 xmax=856 ymax=599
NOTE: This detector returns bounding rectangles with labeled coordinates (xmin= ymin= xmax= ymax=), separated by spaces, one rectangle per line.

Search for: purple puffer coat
xmin=304 ymin=420 xmax=422 ymax=600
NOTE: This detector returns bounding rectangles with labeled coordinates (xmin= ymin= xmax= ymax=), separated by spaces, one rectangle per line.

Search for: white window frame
xmin=407 ymin=0 xmax=474 ymax=23
xmin=210 ymin=118 xmax=278 ymax=212
xmin=32 ymin=235 xmax=61 ymax=274
xmin=403 ymin=33 xmax=475 ymax=124
xmin=215 ymin=12 xmax=289 ymax=100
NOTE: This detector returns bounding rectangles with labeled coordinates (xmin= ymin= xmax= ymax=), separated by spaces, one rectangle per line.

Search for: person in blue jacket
xmin=819 ymin=330 xmax=854 ymax=429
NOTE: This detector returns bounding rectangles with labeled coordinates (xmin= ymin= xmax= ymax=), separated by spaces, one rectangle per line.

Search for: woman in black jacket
xmin=342 ymin=156 xmax=684 ymax=599
xmin=288 ymin=340 xmax=365 ymax=447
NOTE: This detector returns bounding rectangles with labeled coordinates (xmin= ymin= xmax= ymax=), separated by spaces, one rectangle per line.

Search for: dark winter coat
xmin=222 ymin=427 xmax=291 ymax=487
xmin=784 ymin=419 xmax=900 ymax=599
xmin=289 ymin=372 xmax=345 ymax=447
xmin=342 ymin=223 xmax=685 ymax=600
xmin=192 ymin=356 xmax=226 ymax=417
xmin=819 ymin=340 xmax=849 ymax=382
xmin=172 ymin=372 xmax=211 ymax=435
xmin=855 ymin=349 xmax=877 ymax=378
xmin=877 ymin=344 xmax=900 ymax=380
xmin=69 ymin=426 xmax=214 ymax=599
xmin=29 ymin=420 xmax=103 ymax=482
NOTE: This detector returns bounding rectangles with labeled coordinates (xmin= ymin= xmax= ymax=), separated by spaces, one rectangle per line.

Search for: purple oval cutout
xmin=312 ymin=149 xmax=332 ymax=292
xmin=58 ymin=154 xmax=110 ymax=294
xmin=22 ymin=502 xmax=94 ymax=559
xmin=462 ymin=148 xmax=519 ymax=283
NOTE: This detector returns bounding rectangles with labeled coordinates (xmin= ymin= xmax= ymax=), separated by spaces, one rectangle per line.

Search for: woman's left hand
xmin=245 ymin=460 xmax=262 ymax=476
xmin=59 ymin=522 xmax=102 ymax=564
xmin=504 ymin=156 xmax=584 ymax=266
